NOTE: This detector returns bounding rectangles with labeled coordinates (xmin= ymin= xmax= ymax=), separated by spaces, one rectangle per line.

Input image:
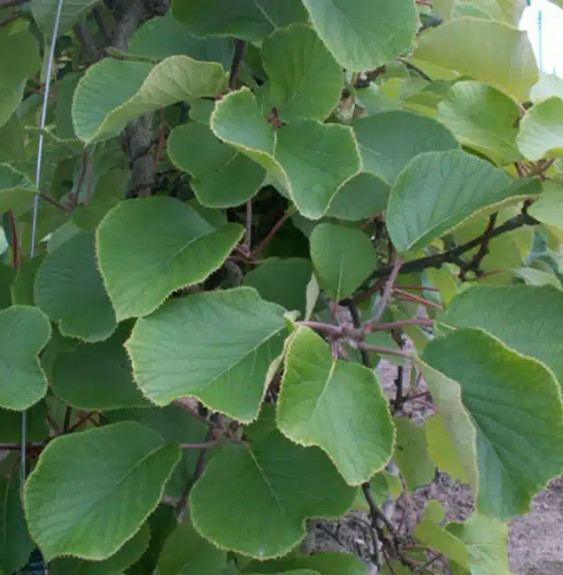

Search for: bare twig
xmin=357 ymin=342 xmax=412 ymax=360
xmin=365 ymin=256 xmax=404 ymax=331
xmin=459 ymin=213 xmax=497 ymax=280
xmin=229 ymin=39 xmax=247 ymax=90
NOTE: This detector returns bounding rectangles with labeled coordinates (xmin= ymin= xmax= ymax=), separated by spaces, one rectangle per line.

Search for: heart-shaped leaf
xmin=126 ymin=288 xmax=286 ymax=421
xmin=24 ymin=422 xmax=181 ymax=561
xmin=96 ymin=196 xmax=243 ymax=320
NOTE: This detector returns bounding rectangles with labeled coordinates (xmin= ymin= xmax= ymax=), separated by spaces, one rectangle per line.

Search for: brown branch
xmin=364 ymin=256 xmax=404 ymax=331
xmin=459 ymin=213 xmax=497 ymax=280
xmin=228 ymin=39 xmax=247 ymax=90
xmin=368 ymin=212 xmax=538 ymax=282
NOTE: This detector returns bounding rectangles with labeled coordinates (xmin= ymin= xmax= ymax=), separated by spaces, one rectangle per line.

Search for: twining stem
xmin=8 ymin=210 xmax=20 ymax=270
xmin=252 ymin=208 xmax=294 ymax=257
xmin=364 ymin=256 xmax=404 ymax=332
xmin=370 ymin=319 xmax=434 ymax=331
xmin=179 ymin=440 xmax=218 ymax=450
xmin=357 ymin=342 xmax=412 ymax=359
xmin=392 ymin=288 xmax=443 ymax=310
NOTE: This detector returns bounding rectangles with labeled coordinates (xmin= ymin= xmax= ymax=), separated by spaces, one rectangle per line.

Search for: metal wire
xmin=22 ymin=0 xmax=66 ymax=487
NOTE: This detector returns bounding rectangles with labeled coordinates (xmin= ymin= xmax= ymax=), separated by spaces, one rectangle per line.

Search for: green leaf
xmin=51 ymin=332 xmax=148 ymax=411
xmin=172 ymin=0 xmax=273 ymax=40
xmin=275 ymin=120 xmax=361 ymax=218
xmin=393 ymin=417 xmax=435 ymax=491
xmin=412 ymin=18 xmax=538 ymax=102
xmin=422 ymin=328 xmax=563 ymax=520
xmin=255 ymin=0 xmax=310 ymax=28
xmin=529 ymin=189 xmax=563 ymax=238
xmin=107 ymin=405 xmax=209 ymax=499
xmin=243 ymin=258 xmax=313 ymax=315
xmin=353 ymin=111 xmax=460 ymax=185
xmin=447 ymin=513 xmax=511 ymax=575
xmin=0 ymin=264 xmax=15 ymax=311
xmin=190 ymin=407 xmax=355 ymax=559
xmin=243 ymin=551 xmax=367 ymax=574
xmin=310 ymin=223 xmax=377 ymax=301
xmin=96 ymin=196 xmax=243 ymax=320
xmin=72 ymin=56 xmax=226 ymax=143
xmin=126 ymin=288 xmax=286 ymax=421
xmin=531 ymin=73 xmax=563 ymax=102
xmin=159 ymin=519 xmax=227 ymax=575
xmin=415 ymin=361 xmax=478 ymax=490
xmin=11 ymin=256 xmax=44 ymax=306
xmin=0 ymin=402 xmax=49 ymax=442
xmin=387 ymin=150 xmax=521 ymax=253
xmin=278 ymin=327 xmax=394 ymax=485
xmin=31 ymin=0 xmax=99 ymax=35
xmin=0 ymin=306 xmax=51 ymax=411
xmin=0 ymin=163 xmax=38 ymax=216
xmin=167 ymin=122 xmax=265 ymax=208
xmin=301 ymin=0 xmax=418 ymax=71
xmin=210 ymin=88 xmax=361 ymax=219
xmin=24 ymin=422 xmax=181 ymax=561
xmin=326 ymin=173 xmax=390 ymax=221
xmin=49 ymin=525 xmax=150 ymax=575
xmin=517 ymin=96 xmax=563 ymax=160
xmin=35 ymin=230 xmax=116 ymax=342
xmin=437 ymin=81 xmax=522 ymax=165
xmin=262 ymin=24 xmax=343 ymax=122
xmin=441 ymin=285 xmax=563 ymax=387
xmin=128 ymin=13 xmax=232 ymax=63
xmin=0 ymin=26 xmax=40 ymax=130
xmin=0 ymin=474 xmax=34 ymax=575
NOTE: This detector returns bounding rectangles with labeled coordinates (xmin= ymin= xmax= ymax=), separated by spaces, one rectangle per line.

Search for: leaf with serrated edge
xmin=423 ymin=328 xmax=563 ymax=520
xmin=190 ymin=406 xmax=355 ymax=559
xmin=0 ymin=306 xmax=51 ymax=411
xmin=24 ymin=422 xmax=181 ymax=561
xmin=72 ymin=56 xmax=226 ymax=143
xmin=278 ymin=327 xmax=394 ymax=485
xmin=96 ymin=196 xmax=243 ymax=321
xmin=242 ymin=551 xmax=367 ymax=575
xmin=126 ymin=288 xmax=287 ymax=421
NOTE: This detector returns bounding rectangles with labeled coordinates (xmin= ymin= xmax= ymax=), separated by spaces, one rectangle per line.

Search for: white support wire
xmin=22 ymin=0 xmax=66 ymax=487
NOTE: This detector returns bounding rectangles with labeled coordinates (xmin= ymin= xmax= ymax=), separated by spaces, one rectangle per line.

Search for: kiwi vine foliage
xmin=1 ymin=0 xmax=563 ymax=573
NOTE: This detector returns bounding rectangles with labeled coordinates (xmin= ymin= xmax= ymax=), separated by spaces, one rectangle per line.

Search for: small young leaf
xmin=158 ymin=519 xmax=227 ymax=575
xmin=301 ymin=0 xmax=418 ymax=71
xmin=35 ymin=230 xmax=116 ymax=342
xmin=24 ymin=422 xmax=181 ymax=561
xmin=126 ymin=288 xmax=286 ymax=421
xmin=0 ymin=306 xmax=51 ymax=411
xmin=310 ymin=223 xmax=376 ymax=301
xmin=97 ymin=196 xmax=243 ymax=320
xmin=278 ymin=327 xmax=394 ymax=485
xmin=423 ymin=328 xmax=563 ymax=520
xmin=190 ymin=407 xmax=355 ymax=559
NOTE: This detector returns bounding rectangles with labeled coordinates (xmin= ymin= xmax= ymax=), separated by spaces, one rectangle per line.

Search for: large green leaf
xmin=423 ymin=328 xmax=563 ymax=520
xmin=51 ymin=332 xmax=149 ymax=410
xmin=0 ymin=474 xmax=34 ymax=575
xmin=441 ymin=285 xmax=563 ymax=387
xmin=278 ymin=327 xmax=394 ymax=485
xmin=262 ymin=24 xmax=343 ymax=122
xmin=96 ymin=196 xmax=243 ymax=320
xmin=107 ymin=405 xmax=209 ymax=499
xmin=386 ymin=150 xmax=524 ymax=253
xmin=126 ymin=288 xmax=286 ymax=421
xmin=531 ymin=73 xmax=563 ymax=102
xmin=310 ymin=223 xmax=377 ymax=301
xmin=172 ymin=0 xmax=273 ymax=39
xmin=24 ymin=422 xmax=181 ymax=561
xmin=167 ymin=122 xmax=265 ymax=207
xmin=0 ymin=306 xmax=51 ymax=411
xmin=49 ymin=526 xmax=150 ymax=575
xmin=437 ymin=81 xmax=522 ymax=165
xmin=353 ymin=111 xmax=460 ymax=185
xmin=72 ymin=56 xmax=226 ymax=143
xmin=0 ymin=26 xmax=40 ymax=130
xmin=412 ymin=18 xmax=538 ymax=102
xmin=35 ymin=230 xmax=116 ymax=342
xmin=0 ymin=163 xmax=38 ymax=216
xmin=255 ymin=0 xmax=310 ymax=28
xmin=158 ymin=519 xmax=227 ymax=575
xmin=210 ymin=88 xmax=361 ymax=219
xmin=31 ymin=0 xmax=100 ymax=35
xmin=243 ymin=551 xmax=367 ymax=574
xmin=517 ymin=96 xmax=563 ymax=161
xmin=301 ymin=0 xmax=418 ymax=71
xmin=190 ymin=407 xmax=355 ymax=559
